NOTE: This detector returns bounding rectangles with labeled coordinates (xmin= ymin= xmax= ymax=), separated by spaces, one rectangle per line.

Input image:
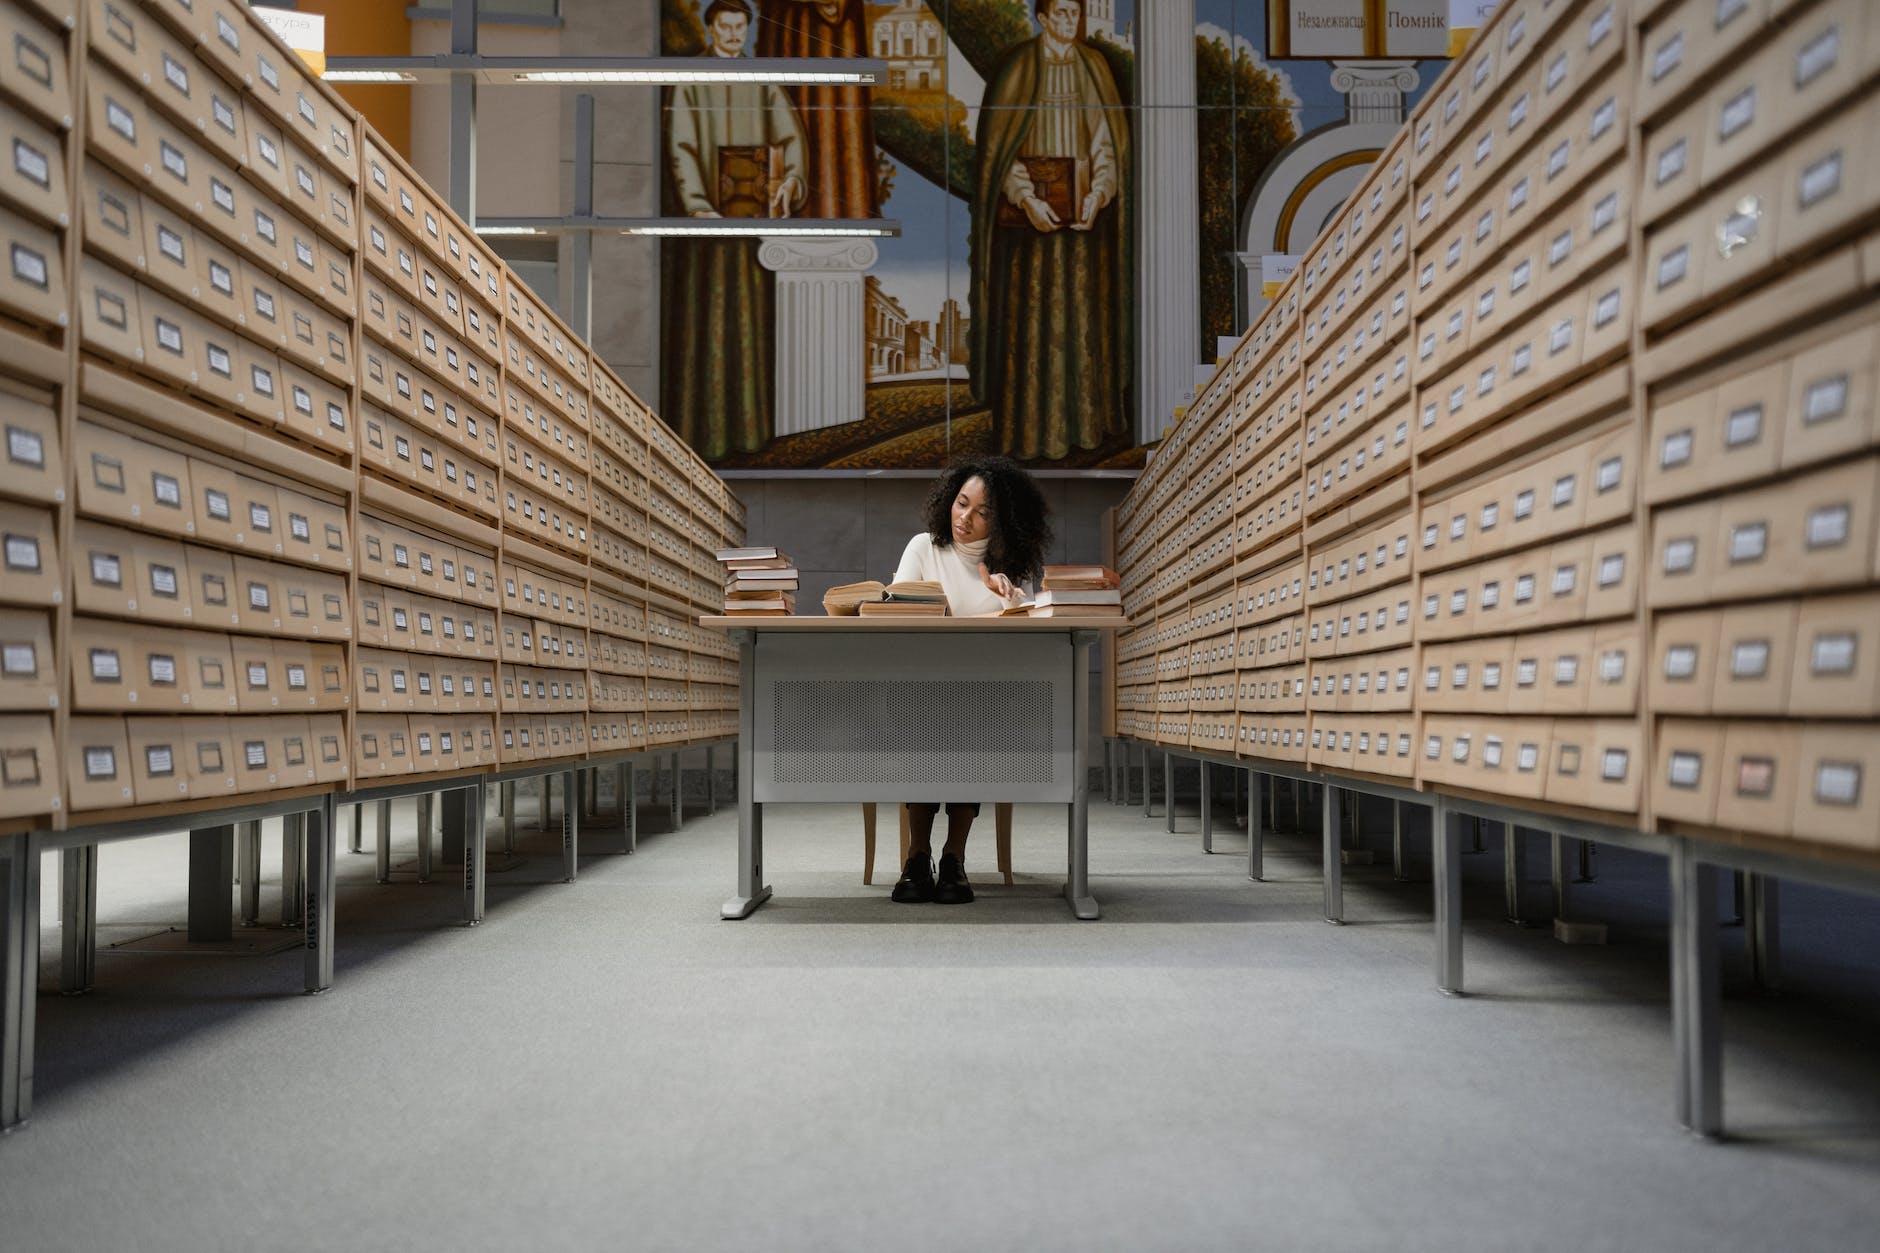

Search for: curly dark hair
xmin=921 ymin=455 xmax=1054 ymax=585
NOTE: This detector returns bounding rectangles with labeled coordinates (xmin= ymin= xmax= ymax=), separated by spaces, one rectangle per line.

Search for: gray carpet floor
xmin=2 ymin=785 xmax=1878 ymax=1253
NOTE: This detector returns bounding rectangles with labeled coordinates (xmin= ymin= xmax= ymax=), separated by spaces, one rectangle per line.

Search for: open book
xmin=822 ymin=580 xmax=885 ymax=615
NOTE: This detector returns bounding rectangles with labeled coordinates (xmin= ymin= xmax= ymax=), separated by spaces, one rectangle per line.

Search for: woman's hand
xmin=979 ymin=562 xmax=1016 ymax=601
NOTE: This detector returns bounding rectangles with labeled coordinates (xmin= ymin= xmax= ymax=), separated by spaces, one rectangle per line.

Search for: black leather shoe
xmin=933 ymin=853 xmax=974 ymax=904
xmin=891 ymin=853 xmax=936 ymax=903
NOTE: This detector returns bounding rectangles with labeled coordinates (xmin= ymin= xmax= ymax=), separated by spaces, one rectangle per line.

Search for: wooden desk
xmin=700 ymin=616 xmax=1126 ymax=919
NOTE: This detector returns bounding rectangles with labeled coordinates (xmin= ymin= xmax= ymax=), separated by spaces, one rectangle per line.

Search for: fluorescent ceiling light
xmin=626 ymin=224 xmax=895 ymax=237
xmin=322 ymin=69 xmax=417 ymax=83
xmin=510 ymin=69 xmax=875 ymax=84
xmin=475 ymin=226 xmax=544 ymax=236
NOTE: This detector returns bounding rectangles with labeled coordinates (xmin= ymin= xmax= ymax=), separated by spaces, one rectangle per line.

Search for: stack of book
xmin=856 ymin=581 xmax=949 ymax=617
xmin=822 ymin=579 xmax=885 ymax=615
xmin=716 ymin=546 xmax=798 ymax=615
xmin=1031 ymin=565 xmax=1123 ymax=618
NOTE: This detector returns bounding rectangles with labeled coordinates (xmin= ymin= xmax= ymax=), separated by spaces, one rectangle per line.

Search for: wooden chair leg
xmin=862 ymin=802 xmax=877 ymax=885
xmin=996 ymin=802 xmax=1013 ymax=885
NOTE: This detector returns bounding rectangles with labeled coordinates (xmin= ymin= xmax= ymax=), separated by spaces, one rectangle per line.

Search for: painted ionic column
xmin=758 ymin=238 xmax=878 ymax=436
xmin=1135 ymin=0 xmax=1200 ymax=446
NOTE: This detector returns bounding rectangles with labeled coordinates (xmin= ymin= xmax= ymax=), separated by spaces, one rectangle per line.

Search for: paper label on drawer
xmin=1417 ymin=193 xmax=1433 ymax=223
xmin=1477 ymin=284 xmax=1498 ymax=318
xmin=1481 ymin=581 xmax=1501 ymax=609
xmin=1599 ymin=747 xmax=1629 ymax=782
xmin=1655 ymin=139 xmax=1688 ymax=187
xmin=1452 ymin=663 xmax=1471 ymax=688
xmin=213 ymin=99 xmax=236 ymax=135
xmin=1806 ymin=504 xmax=1850 ymax=548
xmin=1485 ymin=662 xmax=1504 ymax=689
xmin=1509 ymin=92 xmax=1529 ymax=130
xmin=1547 ymin=53 xmax=1568 ymax=93
xmin=1552 ymin=565 xmax=1578 ymax=595
xmin=1669 ymin=530 xmax=1699 ymax=571
xmin=1652 ymin=31 xmax=1685 ymax=81
xmin=89 ymin=649 xmax=120 ymax=681
xmin=1799 ymin=152 xmax=1843 ymax=208
xmin=1594 ymin=290 xmax=1621 ymax=328
xmin=91 ymin=552 xmax=121 ymax=586
xmin=1426 ymin=735 xmax=1442 ymax=760
xmin=248 ymin=502 xmax=271 ymax=531
xmin=1553 ymin=474 xmax=1577 ymax=507
xmin=1475 ymin=132 xmax=1493 ymax=166
xmin=1795 ymin=27 xmax=1841 ymax=87
xmin=244 ymin=661 xmax=271 ymax=689
xmin=1597 ymin=457 xmax=1623 ymax=492
xmin=1424 ymin=523 xmax=1439 ymax=548
xmin=105 ymin=99 xmax=135 ymax=140
xmin=8 ymin=427 xmax=43 ymax=467
xmin=1444 ymin=240 xmax=1463 ymax=273
xmin=1 ymin=643 xmax=33 ymax=675
xmin=1811 ymin=632 xmax=1856 ymax=674
xmin=248 ymin=582 xmax=270 ymax=610
xmin=205 ymin=343 xmax=232 ymax=377
xmin=1547 ymin=140 xmax=1570 ymax=180
xmin=1507 ymin=179 xmax=1531 ymax=219
xmin=1800 ymin=374 xmax=1848 ymax=423
xmin=1514 ymin=489 xmax=1535 ymax=520
xmin=1555 ymin=654 xmax=1580 ymax=685
xmin=160 ymin=142 xmax=187 ymax=182
xmin=1599 ymin=554 xmax=1625 ymax=587
xmin=11 ymin=242 xmax=47 ymax=289
xmin=1661 ymin=429 xmax=1694 ymax=467
xmin=1715 ymin=0 xmax=1748 ymax=27
xmin=148 ymin=654 xmax=176 ymax=685
xmin=254 ymin=210 xmax=276 ymax=243
xmin=1719 ymin=87 xmax=1757 ymax=141
xmin=142 ymin=744 xmax=176 ymax=777
xmin=1484 ymin=738 xmax=1504 ymax=769
xmin=1815 ymin=761 xmax=1860 ymax=805
xmin=1423 ymin=594 xmax=1439 ymax=619
xmin=1591 ymin=99 xmax=1617 ymax=142
xmin=1598 ymin=649 xmax=1627 ymax=683
xmin=1729 ymin=522 xmax=1767 ymax=562
xmin=13 ymin=138 xmax=48 ymax=188
xmin=1665 ymin=644 xmax=1698 ymax=678
xmin=242 ymin=739 xmax=267 ymax=769
xmin=86 ymin=747 xmax=117 ymax=779
xmin=1452 ymin=737 xmax=1471 ymax=764
xmin=1668 ymin=751 xmax=1702 ymax=789
xmin=1731 ymin=639 xmax=1769 ymax=678
xmin=1450 ymin=514 xmax=1468 ymax=541
xmin=1515 ymin=574 xmax=1536 ymax=603
xmin=1394 ymin=536 xmax=1409 ymax=558
xmin=150 ymin=564 xmax=177 ymax=596
xmin=1549 ymin=319 xmax=1574 ymax=355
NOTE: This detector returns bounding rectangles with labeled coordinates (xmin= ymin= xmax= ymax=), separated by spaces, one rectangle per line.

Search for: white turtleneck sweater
xmin=893 ymin=532 xmax=1029 ymax=617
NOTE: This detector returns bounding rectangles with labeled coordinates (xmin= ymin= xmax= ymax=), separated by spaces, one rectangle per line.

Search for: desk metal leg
xmin=2 ymin=834 xmax=42 ymax=1129
xmin=1746 ymin=873 xmax=1780 ymax=992
xmin=1672 ymin=844 xmax=1723 ymax=1137
xmin=1200 ymin=761 xmax=1213 ymax=853
xmin=1065 ymin=631 xmax=1099 ymax=919
xmin=1164 ymin=751 xmax=1175 ymax=832
xmin=1504 ymin=823 xmax=1530 ymax=925
xmin=561 ymin=771 xmax=579 ymax=883
xmin=1434 ymin=801 xmax=1463 ymax=996
xmin=280 ymin=813 xmax=306 ymax=927
xmin=1247 ymin=771 xmax=1265 ymax=882
xmin=237 ymin=820 xmax=261 ymax=926
xmin=1391 ymin=801 xmax=1407 ymax=881
xmin=304 ymin=796 xmax=336 ymax=994
xmin=724 ymin=633 xmax=771 ymax=919
xmin=60 ymin=845 xmax=97 ymax=995
xmin=1323 ymin=786 xmax=1344 ymax=924
xmin=375 ymin=799 xmax=393 ymax=883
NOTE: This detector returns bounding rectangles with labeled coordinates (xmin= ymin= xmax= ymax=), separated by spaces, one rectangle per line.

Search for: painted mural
xmin=658 ymin=0 xmax=1445 ymax=470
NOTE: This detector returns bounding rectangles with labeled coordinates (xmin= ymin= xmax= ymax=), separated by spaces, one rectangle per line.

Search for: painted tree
xmin=1196 ymin=34 xmax=1297 ymax=353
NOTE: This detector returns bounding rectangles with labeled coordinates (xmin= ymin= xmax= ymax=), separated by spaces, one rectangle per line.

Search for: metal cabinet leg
xmin=416 ymin=794 xmax=434 ymax=884
xmin=1247 ymin=772 xmax=1264 ymax=882
xmin=375 ymin=799 xmax=394 ymax=884
xmin=188 ymin=825 xmax=236 ymax=943
xmin=1746 ymin=873 xmax=1781 ymax=992
xmin=237 ymin=820 xmax=262 ymax=926
xmin=59 ymin=845 xmax=97 ymax=996
xmin=1142 ymin=747 xmax=1152 ymax=818
xmin=1671 ymin=844 xmax=1723 ymax=1137
xmin=502 ymin=782 xmax=516 ymax=856
xmin=540 ymin=775 xmax=555 ymax=833
xmin=1322 ymin=786 xmax=1344 ymax=924
xmin=624 ymin=762 xmax=637 ymax=852
xmin=561 ymin=771 xmax=580 ymax=883
xmin=1200 ymin=760 xmax=1213 ymax=853
xmin=706 ymin=745 xmax=717 ymax=815
xmin=671 ymin=751 xmax=683 ymax=828
xmin=1391 ymin=801 xmax=1406 ymax=881
xmin=280 ymin=813 xmax=306 ymax=927
xmin=1504 ymin=823 xmax=1530 ymax=925
xmin=462 ymin=781 xmax=487 ymax=925
xmin=304 ymin=797 xmax=336 ymax=994
xmin=1434 ymin=803 xmax=1463 ymax=996
xmin=3 ymin=835 xmax=44 ymax=1128
xmin=617 ymin=763 xmax=633 ymax=853
xmin=1164 ymin=751 xmax=1175 ymax=832
xmin=441 ymin=788 xmax=468 ymax=866
xmin=348 ymin=803 xmax=363 ymax=854
xmin=1550 ymin=832 xmax=1608 ymax=945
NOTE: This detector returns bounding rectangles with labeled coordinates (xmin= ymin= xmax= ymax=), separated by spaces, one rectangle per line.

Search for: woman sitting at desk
xmin=890 ymin=455 xmax=1053 ymax=905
